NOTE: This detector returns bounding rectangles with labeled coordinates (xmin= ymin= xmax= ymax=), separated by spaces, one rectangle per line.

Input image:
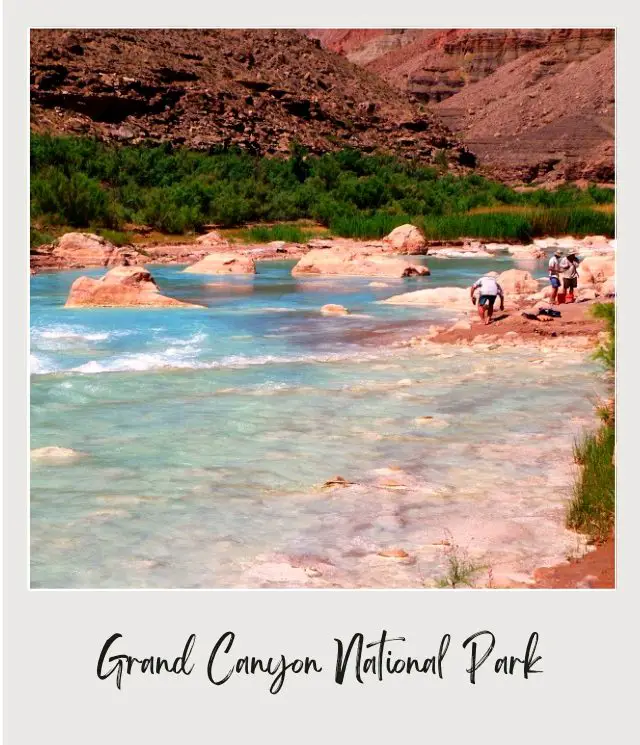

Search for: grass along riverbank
xmin=566 ymin=303 xmax=615 ymax=544
xmin=31 ymin=134 xmax=614 ymax=246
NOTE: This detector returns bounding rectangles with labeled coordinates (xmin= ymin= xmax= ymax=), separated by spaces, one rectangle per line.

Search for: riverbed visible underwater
xmin=30 ymin=257 xmax=605 ymax=587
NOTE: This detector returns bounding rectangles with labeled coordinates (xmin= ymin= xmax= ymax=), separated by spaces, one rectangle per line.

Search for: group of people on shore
xmin=468 ymin=250 xmax=581 ymax=326
xmin=547 ymin=249 xmax=580 ymax=305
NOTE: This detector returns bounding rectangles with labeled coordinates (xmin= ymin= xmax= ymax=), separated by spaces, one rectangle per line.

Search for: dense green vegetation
xmin=567 ymin=303 xmax=615 ymax=543
xmin=591 ymin=302 xmax=615 ymax=371
xmin=30 ymin=134 xmax=615 ymax=243
xmin=240 ymin=224 xmax=325 ymax=244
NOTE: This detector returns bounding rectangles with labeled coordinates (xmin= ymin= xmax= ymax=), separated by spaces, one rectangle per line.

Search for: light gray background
xmin=4 ymin=2 xmax=636 ymax=742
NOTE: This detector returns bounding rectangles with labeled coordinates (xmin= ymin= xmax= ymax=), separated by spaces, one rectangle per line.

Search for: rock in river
xmin=293 ymin=247 xmax=429 ymax=278
xmin=383 ymin=286 xmax=469 ymax=309
xmin=382 ymin=223 xmax=427 ymax=253
xmin=31 ymin=232 xmax=145 ymax=272
xmin=321 ymin=304 xmax=349 ymax=315
xmin=31 ymin=446 xmax=84 ymax=461
xmin=64 ymin=266 xmax=204 ymax=308
xmin=183 ymin=252 xmax=256 ymax=275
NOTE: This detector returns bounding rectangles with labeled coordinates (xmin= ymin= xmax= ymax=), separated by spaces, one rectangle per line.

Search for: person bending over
xmin=471 ymin=272 xmax=504 ymax=326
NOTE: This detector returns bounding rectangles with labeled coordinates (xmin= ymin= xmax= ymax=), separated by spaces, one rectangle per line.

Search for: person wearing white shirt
xmin=548 ymin=250 xmax=562 ymax=305
xmin=470 ymin=272 xmax=504 ymax=326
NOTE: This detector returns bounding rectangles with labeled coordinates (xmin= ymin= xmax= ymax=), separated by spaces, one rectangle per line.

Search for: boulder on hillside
xmin=497 ymin=269 xmax=539 ymax=294
xmin=183 ymin=252 xmax=256 ymax=274
xmin=383 ymin=286 xmax=469 ymax=309
xmin=382 ymin=224 xmax=427 ymax=253
xmin=578 ymin=255 xmax=615 ymax=288
xmin=195 ymin=230 xmax=229 ymax=246
xmin=292 ymin=247 xmax=429 ymax=278
xmin=64 ymin=266 xmax=204 ymax=308
xmin=32 ymin=232 xmax=145 ymax=272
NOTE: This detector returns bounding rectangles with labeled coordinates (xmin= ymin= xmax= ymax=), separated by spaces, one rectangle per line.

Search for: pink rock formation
xmin=195 ymin=230 xmax=229 ymax=246
xmin=31 ymin=232 xmax=145 ymax=272
xmin=497 ymin=269 xmax=539 ymax=294
xmin=508 ymin=245 xmax=545 ymax=259
xmin=382 ymin=224 xmax=427 ymax=253
xmin=183 ymin=252 xmax=256 ymax=275
xmin=578 ymin=255 xmax=615 ymax=288
xmin=383 ymin=286 xmax=469 ymax=308
xmin=64 ymin=266 xmax=204 ymax=308
xmin=599 ymin=277 xmax=615 ymax=296
xmin=320 ymin=304 xmax=349 ymax=315
xmin=292 ymin=247 xmax=429 ymax=278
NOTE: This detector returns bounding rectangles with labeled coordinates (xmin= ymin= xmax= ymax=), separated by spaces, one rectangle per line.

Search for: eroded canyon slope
xmin=30 ymin=29 xmax=473 ymax=168
xmin=306 ymin=29 xmax=614 ymax=184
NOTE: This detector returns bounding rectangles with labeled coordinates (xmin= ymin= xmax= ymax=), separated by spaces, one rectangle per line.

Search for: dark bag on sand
xmin=538 ymin=308 xmax=561 ymax=318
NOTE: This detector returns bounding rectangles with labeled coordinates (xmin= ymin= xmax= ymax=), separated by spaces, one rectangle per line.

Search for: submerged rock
xmin=64 ymin=266 xmax=204 ymax=308
xmin=31 ymin=446 xmax=84 ymax=461
xmin=183 ymin=252 xmax=256 ymax=274
xmin=377 ymin=548 xmax=410 ymax=559
xmin=292 ymin=247 xmax=429 ymax=278
xmin=320 ymin=303 xmax=349 ymax=315
xmin=429 ymin=248 xmax=493 ymax=258
xmin=414 ymin=416 xmax=449 ymax=428
xmin=321 ymin=476 xmax=354 ymax=489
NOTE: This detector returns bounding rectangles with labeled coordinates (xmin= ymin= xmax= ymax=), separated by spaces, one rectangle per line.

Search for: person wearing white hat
xmin=548 ymin=250 xmax=562 ymax=305
xmin=470 ymin=271 xmax=504 ymax=325
xmin=559 ymin=250 xmax=580 ymax=303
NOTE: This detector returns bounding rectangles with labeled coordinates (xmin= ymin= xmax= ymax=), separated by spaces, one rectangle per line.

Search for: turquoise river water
xmin=30 ymin=256 xmax=605 ymax=588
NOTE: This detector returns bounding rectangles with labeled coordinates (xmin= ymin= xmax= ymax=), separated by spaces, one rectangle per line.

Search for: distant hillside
xmin=30 ymin=29 xmax=473 ymax=169
xmin=306 ymin=29 xmax=614 ymax=184
xmin=435 ymin=43 xmax=614 ymax=184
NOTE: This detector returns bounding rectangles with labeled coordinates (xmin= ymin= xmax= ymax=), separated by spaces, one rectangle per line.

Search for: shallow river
xmin=30 ymin=256 xmax=605 ymax=587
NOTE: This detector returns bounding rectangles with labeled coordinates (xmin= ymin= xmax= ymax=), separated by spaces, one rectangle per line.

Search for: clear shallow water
xmin=30 ymin=257 xmax=604 ymax=588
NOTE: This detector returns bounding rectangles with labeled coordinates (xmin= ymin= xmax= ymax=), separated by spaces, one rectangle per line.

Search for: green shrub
xmin=30 ymin=227 xmax=54 ymax=248
xmin=242 ymin=225 xmax=312 ymax=243
xmin=94 ymin=228 xmax=132 ymax=247
xmin=30 ymin=134 xmax=616 ymax=238
xmin=591 ymin=302 xmax=615 ymax=371
xmin=328 ymin=213 xmax=412 ymax=239
xmin=567 ymin=418 xmax=615 ymax=543
xmin=566 ymin=302 xmax=615 ymax=543
xmin=31 ymin=169 xmax=121 ymax=228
